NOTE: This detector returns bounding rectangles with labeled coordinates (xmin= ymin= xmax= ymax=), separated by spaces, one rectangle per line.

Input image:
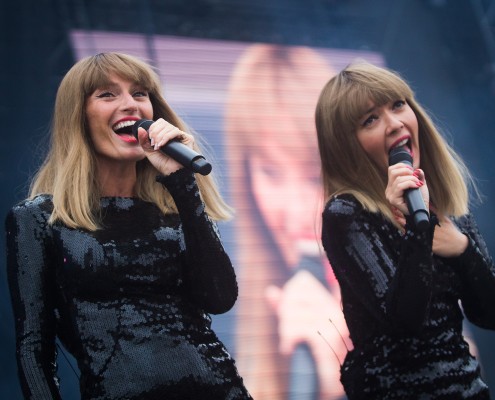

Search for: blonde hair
xmin=30 ymin=52 xmax=232 ymax=230
xmin=315 ymin=61 xmax=474 ymax=222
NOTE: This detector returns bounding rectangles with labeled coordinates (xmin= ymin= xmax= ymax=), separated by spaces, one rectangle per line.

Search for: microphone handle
xmin=388 ymin=147 xmax=430 ymax=232
xmin=405 ymin=188 xmax=430 ymax=231
xmin=288 ymin=253 xmax=321 ymax=400
xmin=159 ymin=141 xmax=212 ymax=176
xmin=289 ymin=343 xmax=319 ymax=400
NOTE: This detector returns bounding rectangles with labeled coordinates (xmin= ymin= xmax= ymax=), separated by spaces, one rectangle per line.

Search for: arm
xmin=451 ymin=213 xmax=495 ymax=329
xmin=322 ymin=195 xmax=435 ymax=334
xmin=156 ymin=169 xmax=238 ymax=314
xmin=5 ymin=198 xmax=61 ymax=399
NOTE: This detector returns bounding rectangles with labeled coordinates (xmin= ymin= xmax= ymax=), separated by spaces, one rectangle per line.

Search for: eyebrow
xmin=96 ymin=81 xmax=119 ymax=90
xmin=364 ymin=105 xmax=376 ymax=114
xmin=97 ymin=81 xmax=145 ymax=91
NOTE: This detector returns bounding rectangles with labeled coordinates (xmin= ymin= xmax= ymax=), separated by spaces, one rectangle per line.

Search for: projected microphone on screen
xmin=288 ymin=242 xmax=321 ymax=400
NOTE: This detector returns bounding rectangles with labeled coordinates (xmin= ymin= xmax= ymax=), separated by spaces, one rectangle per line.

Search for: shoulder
xmin=323 ymin=193 xmax=363 ymax=219
xmin=322 ymin=193 xmax=387 ymax=238
xmin=10 ymin=194 xmax=53 ymax=213
xmin=451 ymin=212 xmax=474 ymax=228
xmin=6 ymin=195 xmax=53 ymax=224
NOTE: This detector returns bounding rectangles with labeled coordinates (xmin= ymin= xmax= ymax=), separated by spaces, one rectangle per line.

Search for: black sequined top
xmin=322 ymin=194 xmax=495 ymax=400
xmin=6 ymin=168 xmax=252 ymax=400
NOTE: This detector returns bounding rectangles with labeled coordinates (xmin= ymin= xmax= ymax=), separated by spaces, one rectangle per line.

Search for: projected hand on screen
xmin=266 ymin=269 xmax=352 ymax=400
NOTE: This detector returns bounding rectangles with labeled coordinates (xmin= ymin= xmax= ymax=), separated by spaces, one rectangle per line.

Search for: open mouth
xmin=112 ymin=120 xmax=138 ymax=143
xmin=391 ymin=137 xmax=412 ymax=154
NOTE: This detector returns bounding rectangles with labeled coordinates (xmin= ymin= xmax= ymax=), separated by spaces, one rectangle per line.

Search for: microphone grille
xmin=388 ymin=146 xmax=412 ymax=166
xmin=131 ymin=119 xmax=153 ymax=138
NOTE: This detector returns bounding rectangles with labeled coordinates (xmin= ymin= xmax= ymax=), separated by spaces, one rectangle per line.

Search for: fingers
xmin=137 ymin=126 xmax=152 ymax=150
xmin=264 ymin=285 xmax=295 ymax=354
xmin=146 ymin=118 xmax=194 ymax=151
xmin=265 ymin=284 xmax=282 ymax=314
xmin=137 ymin=119 xmax=195 ymax=176
xmin=391 ymin=206 xmax=406 ymax=227
xmin=386 ymin=163 xmax=425 ymax=214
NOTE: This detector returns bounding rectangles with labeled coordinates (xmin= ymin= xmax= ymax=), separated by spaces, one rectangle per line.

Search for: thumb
xmin=265 ymin=284 xmax=282 ymax=314
xmin=137 ymin=126 xmax=152 ymax=151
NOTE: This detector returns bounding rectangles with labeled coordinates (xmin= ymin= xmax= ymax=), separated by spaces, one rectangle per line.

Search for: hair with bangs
xmin=29 ymin=52 xmax=232 ymax=230
xmin=316 ymin=61 xmax=475 ymax=224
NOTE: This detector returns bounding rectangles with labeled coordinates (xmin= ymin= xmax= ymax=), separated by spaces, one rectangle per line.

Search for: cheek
xmin=251 ymin=165 xmax=284 ymax=223
xmin=358 ymin=135 xmax=384 ymax=165
xmin=86 ymin=106 xmax=102 ymax=142
xmin=86 ymin=120 xmax=100 ymax=147
xmin=142 ymin=101 xmax=154 ymax=120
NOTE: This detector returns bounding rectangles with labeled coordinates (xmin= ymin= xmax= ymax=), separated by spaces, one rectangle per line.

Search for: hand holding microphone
xmin=388 ymin=146 xmax=430 ymax=231
xmin=133 ymin=119 xmax=212 ymax=176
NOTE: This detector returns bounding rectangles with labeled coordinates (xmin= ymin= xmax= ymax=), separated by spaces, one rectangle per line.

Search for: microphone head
xmin=388 ymin=146 xmax=413 ymax=167
xmin=131 ymin=119 xmax=154 ymax=139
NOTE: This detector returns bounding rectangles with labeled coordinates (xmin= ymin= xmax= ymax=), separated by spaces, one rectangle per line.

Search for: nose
xmin=121 ymin=93 xmax=138 ymax=113
xmin=384 ymin=110 xmax=403 ymax=136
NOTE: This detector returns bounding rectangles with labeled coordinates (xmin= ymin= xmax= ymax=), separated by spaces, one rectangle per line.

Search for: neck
xmin=96 ymin=160 xmax=138 ymax=197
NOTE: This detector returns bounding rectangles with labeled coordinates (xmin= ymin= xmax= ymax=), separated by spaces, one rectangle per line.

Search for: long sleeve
xmin=321 ymin=194 xmax=434 ymax=337
xmin=7 ymin=191 xmax=251 ymax=400
xmin=156 ymin=169 xmax=238 ymax=314
xmin=452 ymin=213 xmax=495 ymax=329
xmin=5 ymin=197 xmax=61 ymax=400
xmin=324 ymin=195 xmax=493 ymax=399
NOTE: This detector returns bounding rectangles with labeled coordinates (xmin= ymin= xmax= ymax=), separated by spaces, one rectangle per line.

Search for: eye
xmin=95 ymin=91 xmax=114 ymax=98
xmin=259 ymin=163 xmax=280 ymax=180
xmin=133 ymin=90 xmax=149 ymax=98
xmin=362 ymin=114 xmax=378 ymax=127
xmin=393 ymin=100 xmax=406 ymax=109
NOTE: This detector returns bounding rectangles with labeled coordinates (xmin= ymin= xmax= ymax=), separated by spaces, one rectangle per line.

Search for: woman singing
xmin=6 ymin=52 xmax=252 ymax=400
xmin=316 ymin=61 xmax=495 ymax=399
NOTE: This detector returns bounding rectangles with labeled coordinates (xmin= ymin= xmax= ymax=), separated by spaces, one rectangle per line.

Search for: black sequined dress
xmin=6 ymin=169 xmax=252 ymax=400
xmin=322 ymin=194 xmax=495 ymax=400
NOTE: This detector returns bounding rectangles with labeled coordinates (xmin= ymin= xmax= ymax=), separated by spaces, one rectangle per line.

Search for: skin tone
xmin=249 ymin=119 xmax=350 ymax=399
xmin=85 ymin=74 xmax=193 ymax=196
xmin=249 ymin=136 xmax=321 ymax=269
xmin=356 ymin=98 xmax=468 ymax=258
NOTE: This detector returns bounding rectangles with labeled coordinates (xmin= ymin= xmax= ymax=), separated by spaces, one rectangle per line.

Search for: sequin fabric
xmin=322 ymin=194 xmax=495 ymax=400
xmin=6 ymin=168 xmax=252 ymax=400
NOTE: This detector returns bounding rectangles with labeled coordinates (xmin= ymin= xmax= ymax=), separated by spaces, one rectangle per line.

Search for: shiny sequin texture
xmin=6 ymin=168 xmax=252 ymax=400
xmin=322 ymin=194 xmax=495 ymax=400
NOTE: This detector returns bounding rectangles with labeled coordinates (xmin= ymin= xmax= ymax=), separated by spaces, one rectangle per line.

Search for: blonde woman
xmin=6 ymin=53 xmax=251 ymax=400
xmin=316 ymin=61 xmax=495 ymax=399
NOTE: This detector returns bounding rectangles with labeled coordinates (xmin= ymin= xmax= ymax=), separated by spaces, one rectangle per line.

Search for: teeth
xmin=113 ymin=120 xmax=136 ymax=131
xmin=394 ymin=138 xmax=408 ymax=148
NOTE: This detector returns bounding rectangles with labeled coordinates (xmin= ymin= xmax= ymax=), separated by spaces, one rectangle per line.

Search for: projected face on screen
xmin=226 ymin=44 xmax=328 ymax=270
xmin=248 ymin=134 xmax=321 ymax=268
xmin=70 ymin=30 xmax=384 ymax=400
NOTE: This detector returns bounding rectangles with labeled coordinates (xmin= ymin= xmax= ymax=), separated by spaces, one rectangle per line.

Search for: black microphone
xmin=388 ymin=146 xmax=430 ymax=231
xmin=132 ymin=119 xmax=212 ymax=176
